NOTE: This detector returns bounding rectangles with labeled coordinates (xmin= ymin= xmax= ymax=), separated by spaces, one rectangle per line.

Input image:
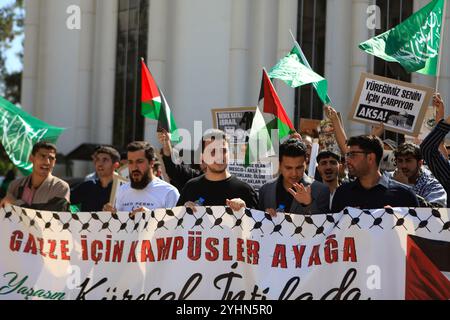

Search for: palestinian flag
xmin=405 ymin=235 xmax=450 ymax=300
xmin=141 ymin=59 xmax=180 ymax=143
xmin=245 ymin=69 xmax=296 ymax=166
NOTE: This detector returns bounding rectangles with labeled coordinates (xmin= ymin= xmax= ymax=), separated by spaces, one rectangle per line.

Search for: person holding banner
xmin=0 ymin=142 xmax=70 ymax=212
xmin=259 ymin=139 xmax=330 ymax=216
xmin=392 ymin=142 xmax=447 ymax=208
xmin=420 ymin=93 xmax=450 ymax=206
xmin=103 ymin=141 xmax=180 ymax=213
xmin=70 ymin=146 xmax=121 ymax=212
xmin=331 ymin=135 xmax=419 ymax=213
xmin=177 ymin=129 xmax=258 ymax=211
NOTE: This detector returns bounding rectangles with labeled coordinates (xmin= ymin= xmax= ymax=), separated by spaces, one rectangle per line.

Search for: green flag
xmin=0 ymin=97 xmax=65 ymax=175
xmin=268 ymin=48 xmax=326 ymax=88
xmin=359 ymin=0 xmax=444 ymax=75
xmin=275 ymin=42 xmax=331 ymax=105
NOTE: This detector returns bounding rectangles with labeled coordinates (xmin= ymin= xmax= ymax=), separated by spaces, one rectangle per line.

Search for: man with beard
xmin=71 ymin=146 xmax=121 ymax=212
xmin=331 ymin=135 xmax=419 ymax=213
xmin=392 ymin=142 xmax=446 ymax=207
xmin=177 ymin=129 xmax=258 ymax=211
xmin=104 ymin=141 xmax=179 ymax=213
xmin=316 ymin=150 xmax=342 ymax=210
xmin=0 ymin=142 xmax=70 ymax=211
xmin=259 ymin=139 xmax=329 ymax=216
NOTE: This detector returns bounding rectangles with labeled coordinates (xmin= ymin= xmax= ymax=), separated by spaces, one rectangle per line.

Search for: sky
xmin=1 ymin=0 xmax=24 ymax=73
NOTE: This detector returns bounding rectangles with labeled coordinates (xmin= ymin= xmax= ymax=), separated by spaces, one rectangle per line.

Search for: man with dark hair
xmin=177 ymin=129 xmax=258 ymax=211
xmin=104 ymin=141 xmax=179 ymax=213
xmin=316 ymin=150 xmax=342 ymax=210
xmin=71 ymin=146 xmax=121 ymax=212
xmin=420 ymin=93 xmax=450 ymax=206
xmin=392 ymin=143 xmax=446 ymax=207
xmin=0 ymin=141 xmax=70 ymax=211
xmin=259 ymin=139 xmax=330 ymax=215
xmin=331 ymin=135 xmax=419 ymax=212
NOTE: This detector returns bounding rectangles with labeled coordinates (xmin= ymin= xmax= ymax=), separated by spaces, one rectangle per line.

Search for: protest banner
xmin=0 ymin=205 xmax=449 ymax=300
xmin=212 ymin=107 xmax=275 ymax=190
xmin=298 ymin=118 xmax=321 ymax=138
xmin=349 ymin=73 xmax=433 ymax=136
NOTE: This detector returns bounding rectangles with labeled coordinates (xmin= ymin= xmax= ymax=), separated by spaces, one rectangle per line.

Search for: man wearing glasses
xmin=331 ymin=135 xmax=419 ymax=213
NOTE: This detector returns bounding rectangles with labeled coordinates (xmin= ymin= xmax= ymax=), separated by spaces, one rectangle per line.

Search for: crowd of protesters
xmin=0 ymin=92 xmax=449 ymax=215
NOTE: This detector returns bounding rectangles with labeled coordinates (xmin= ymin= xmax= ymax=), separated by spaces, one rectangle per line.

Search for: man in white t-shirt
xmin=103 ymin=141 xmax=179 ymax=213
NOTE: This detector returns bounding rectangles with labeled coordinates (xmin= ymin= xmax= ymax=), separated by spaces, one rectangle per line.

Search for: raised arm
xmin=325 ymin=105 xmax=348 ymax=155
xmin=420 ymin=94 xmax=450 ymax=191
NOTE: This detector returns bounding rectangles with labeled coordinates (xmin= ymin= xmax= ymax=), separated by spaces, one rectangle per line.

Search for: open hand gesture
xmin=288 ymin=183 xmax=312 ymax=206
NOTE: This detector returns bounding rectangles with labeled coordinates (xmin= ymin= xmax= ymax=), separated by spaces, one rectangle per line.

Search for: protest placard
xmin=349 ymin=73 xmax=433 ymax=136
xmin=212 ymin=107 xmax=275 ymax=190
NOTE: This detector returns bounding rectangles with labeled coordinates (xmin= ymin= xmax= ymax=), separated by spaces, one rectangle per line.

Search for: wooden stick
xmin=435 ymin=0 xmax=448 ymax=92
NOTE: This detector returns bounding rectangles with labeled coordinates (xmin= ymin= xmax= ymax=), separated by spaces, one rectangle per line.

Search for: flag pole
xmin=435 ymin=0 xmax=447 ymax=92
xmin=288 ymin=29 xmax=332 ymax=107
xmin=289 ymin=29 xmax=312 ymax=69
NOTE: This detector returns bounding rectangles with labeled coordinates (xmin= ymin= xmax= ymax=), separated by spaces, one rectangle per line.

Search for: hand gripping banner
xmin=0 ymin=205 xmax=449 ymax=300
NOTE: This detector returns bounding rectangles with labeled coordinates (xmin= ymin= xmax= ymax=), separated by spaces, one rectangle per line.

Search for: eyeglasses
xmin=345 ymin=151 xmax=369 ymax=159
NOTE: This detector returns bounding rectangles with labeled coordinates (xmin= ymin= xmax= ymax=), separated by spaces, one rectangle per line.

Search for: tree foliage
xmin=0 ymin=0 xmax=24 ymax=104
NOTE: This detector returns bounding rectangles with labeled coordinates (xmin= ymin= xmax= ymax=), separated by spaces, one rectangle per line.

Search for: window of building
xmin=295 ymin=0 xmax=327 ymax=128
xmin=113 ymin=0 xmax=149 ymax=147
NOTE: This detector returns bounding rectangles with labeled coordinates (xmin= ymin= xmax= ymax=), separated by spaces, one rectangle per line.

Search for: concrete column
xmin=76 ymin=0 xmax=95 ymax=148
xmin=348 ymin=0 xmax=371 ymax=137
xmin=228 ymin=0 xmax=251 ymax=107
xmin=90 ymin=0 xmax=118 ymax=145
xmin=166 ymin=0 xmax=232 ymax=149
xmin=275 ymin=0 xmax=298 ymax=126
xmin=35 ymin=0 xmax=82 ymax=153
xmin=248 ymin=0 xmax=278 ymax=103
xmin=21 ymin=0 xmax=41 ymax=114
xmin=324 ymin=0 xmax=352 ymax=118
xmin=144 ymin=0 xmax=169 ymax=147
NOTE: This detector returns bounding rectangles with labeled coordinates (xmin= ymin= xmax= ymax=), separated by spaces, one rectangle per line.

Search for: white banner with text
xmin=0 ymin=206 xmax=449 ymax=300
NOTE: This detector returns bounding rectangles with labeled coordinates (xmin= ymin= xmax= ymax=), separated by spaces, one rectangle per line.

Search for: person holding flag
xmin=141 ymin=58 xmax=180 ymax=143
xmin=359 ymin=0 xmax=446 ymax=76
xmin=0 ymin=142 xmax=70 ymax=212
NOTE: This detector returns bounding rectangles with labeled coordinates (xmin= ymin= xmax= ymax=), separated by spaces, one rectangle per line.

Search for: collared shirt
xmin=331 ymin=174 xmax=419 ymax=213
xmin=21 ymin=178 xmax=36 ymax=206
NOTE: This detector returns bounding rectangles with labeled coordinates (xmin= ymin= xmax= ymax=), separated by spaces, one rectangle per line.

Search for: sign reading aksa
xmin=349 ymin=73 xmax=433 ymax=136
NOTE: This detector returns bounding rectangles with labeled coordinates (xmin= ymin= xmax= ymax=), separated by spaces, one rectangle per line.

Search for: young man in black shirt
xmin=71 ymin=146 xmax=120 ymax=212
xmin=177 ymin=129 xmax=258 ymax=211
xmin=331 ymin=135 xmax=419 ymax=212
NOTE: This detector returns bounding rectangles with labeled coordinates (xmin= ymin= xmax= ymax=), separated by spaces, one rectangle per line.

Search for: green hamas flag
xmin=0 ymin=97 xmax=65 ymax=175
xmin=271 ymin=42 xmax=331 ymax=105
xmin=268 ymin=47 xmax=326 ymax=88
xmin=359 ymin=0 xmax=444 ymax=75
